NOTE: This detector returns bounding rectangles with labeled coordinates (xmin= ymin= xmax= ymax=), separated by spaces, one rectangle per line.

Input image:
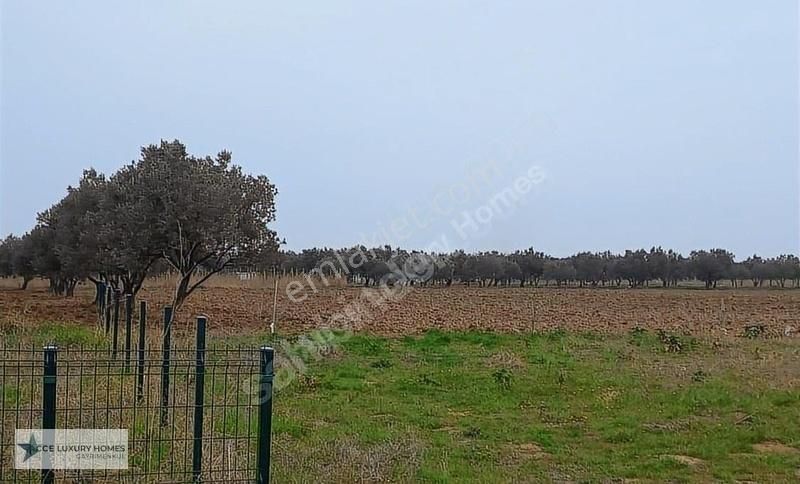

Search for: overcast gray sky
xmin=1 ymin=0 xmax=797 ymax=257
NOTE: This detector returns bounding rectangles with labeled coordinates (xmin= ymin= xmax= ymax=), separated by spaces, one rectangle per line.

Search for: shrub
xmin=658 ymin=330 xmax=683 ymax=353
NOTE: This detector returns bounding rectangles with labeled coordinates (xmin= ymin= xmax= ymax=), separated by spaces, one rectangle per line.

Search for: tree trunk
xmin=65 ymin=279 xmax=78 ymax=297
xmin=92 ymin=280 xmax=105 ymax=305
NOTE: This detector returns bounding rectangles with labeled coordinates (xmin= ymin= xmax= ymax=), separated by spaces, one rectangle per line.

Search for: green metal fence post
xmin=136 ymin=301 xmax=147 ymax=402
xmin=97 ymin=281 xmax=107 ymax=316
xmin=160 ymin=306 xmax=172 ymax=427
xmin=124 ymin=294 xmax=133 ymax=372
xmin=104 ymin=287 xmax=112 ymax=334
xmin=192 ymin=316 xmax=207 ymax=482
xmin=42 ymin=345 xmax=57 ymax=484
xmin=256 ymin=346 xmax=274 ymax=484
xmin=112 ymin=290 xmax=121 ymax=359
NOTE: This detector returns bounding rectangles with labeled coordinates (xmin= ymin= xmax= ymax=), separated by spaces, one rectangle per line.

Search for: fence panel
xmin=0 ymin=340 xmax=267 ymax=483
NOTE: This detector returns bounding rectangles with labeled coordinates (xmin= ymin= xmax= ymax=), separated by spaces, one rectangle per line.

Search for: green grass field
xmin=268 ymin=329 xmax=800 ymax=483
xmin=2 ymin=323 xmax=799 ymax=482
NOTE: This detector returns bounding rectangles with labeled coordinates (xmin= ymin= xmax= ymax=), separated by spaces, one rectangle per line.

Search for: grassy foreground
xmin=2 ymin=323 xmax=799 ymax=482
xmin=268 ymin=330 xmax=800 ymax=483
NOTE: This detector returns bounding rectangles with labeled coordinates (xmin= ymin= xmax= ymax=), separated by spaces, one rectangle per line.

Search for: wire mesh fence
xmin=0 ymin=305 xmax=274 ymax=483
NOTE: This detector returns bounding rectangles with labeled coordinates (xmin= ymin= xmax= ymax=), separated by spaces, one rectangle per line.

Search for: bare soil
xmin=1 ymin=280 xmax=799 ymax=339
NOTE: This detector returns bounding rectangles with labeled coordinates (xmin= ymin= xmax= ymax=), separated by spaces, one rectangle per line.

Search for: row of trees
xmin=271 ymin=246 xmax=800 ymax=289
xmin=0 ymin=140 xmax=279 ymax=315
xmin=0 ymin=143 xmax=797 ymax=298
xmin=4 ymin=228 xmax=797 ymax=294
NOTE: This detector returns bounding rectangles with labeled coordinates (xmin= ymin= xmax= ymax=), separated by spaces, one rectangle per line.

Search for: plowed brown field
xmin=2 ymin=281 xmax=798 ymax=338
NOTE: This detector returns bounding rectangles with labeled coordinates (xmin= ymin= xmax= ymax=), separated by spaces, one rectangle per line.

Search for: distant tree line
xmin=1 ymin=143 xmax=797 ymax=297
xmin=0 ymin=140 xmax=279 ymax=316
xmin=264 ymin=246 xmax=800 ymax=289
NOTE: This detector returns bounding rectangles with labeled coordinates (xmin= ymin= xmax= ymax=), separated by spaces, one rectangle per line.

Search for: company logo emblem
xmin=17 ymin=433 xmax=40 ymax=462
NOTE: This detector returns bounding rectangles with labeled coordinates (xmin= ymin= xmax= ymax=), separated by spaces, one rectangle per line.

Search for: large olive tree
xmin=120 ymin=140 xmax=279 ymax=320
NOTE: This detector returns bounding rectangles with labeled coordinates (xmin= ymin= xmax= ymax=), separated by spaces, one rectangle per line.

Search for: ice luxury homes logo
xmin=14 ymin=429 xmax=128 ymax=470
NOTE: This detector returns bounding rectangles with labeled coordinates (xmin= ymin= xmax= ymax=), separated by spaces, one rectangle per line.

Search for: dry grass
xmin=274 ymin=436 xmax=424 ymax=483
xmin=486 ymin=350 xmax=527 ymax=370
xmin=0 ymin=343 xmax=260 ymax=482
